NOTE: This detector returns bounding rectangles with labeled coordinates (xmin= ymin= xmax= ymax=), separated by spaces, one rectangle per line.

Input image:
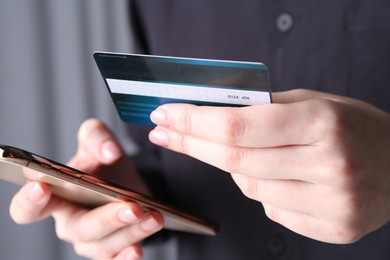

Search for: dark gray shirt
xmin=128 ymin=0 xmax=390 ymax=259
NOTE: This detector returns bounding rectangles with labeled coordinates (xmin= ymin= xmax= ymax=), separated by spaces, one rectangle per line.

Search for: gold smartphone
xmin=0 ymin=144 xmax=218 ymax=236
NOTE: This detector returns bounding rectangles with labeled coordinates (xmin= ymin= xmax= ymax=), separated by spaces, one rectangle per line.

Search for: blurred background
xmin=0 ymin=1 xmax=153 ymax=259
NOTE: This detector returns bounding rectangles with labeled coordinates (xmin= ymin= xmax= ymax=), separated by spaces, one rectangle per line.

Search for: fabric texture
xmin=128 ymin=0 xmax=390 ymax=259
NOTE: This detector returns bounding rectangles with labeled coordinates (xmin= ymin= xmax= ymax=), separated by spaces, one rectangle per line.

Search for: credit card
xmin=94 ymin=52 xmax=272 ymax=125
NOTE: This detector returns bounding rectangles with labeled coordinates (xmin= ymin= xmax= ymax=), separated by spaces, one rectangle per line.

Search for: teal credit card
xmin=94 ymin=52 xmax=272 ymax=125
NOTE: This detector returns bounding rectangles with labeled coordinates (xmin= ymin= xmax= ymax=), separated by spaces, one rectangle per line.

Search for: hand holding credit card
xmin=93 ymin=52 xmax=272 ymax=125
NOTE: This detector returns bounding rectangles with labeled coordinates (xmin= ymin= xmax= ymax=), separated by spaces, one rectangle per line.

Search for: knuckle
xmin=309 ymin=100 xmax=354 ymax=145
xmin=72 ymin=229 xmax=90 ymax=244
xmin=308 ymin=99 xmax=343 ymax=136
xmin=97 ymin=246 xmax=117 ymax=259
xmin=73 ymin=244 xmax=85 ymax=258
xmin=333 ymin=153 xmax=359 ymax=181
xmin=98 ymin=212 xmax=118 ymax=231
xmin=310 ymin=101 xmax=362 ymax=181
xmin=326 ymin=192 xmax=367 ymax=243
xmin=177 ymin=133 xmax=191 ymax=155
xmin=339 ymin=191 xmax=367 ymax=220
xmin=222 ymin=146 xmax=245 ymax=173
xmin=329 ymin=222 xmax=365 ymax=244
xmin=181 ymin=109 xmax=194 ymax=134
xmin=263 ymin=205 xmax=280 ymax=223
xmin=54 ymin=224 xmax=69 ymax=242
xmin=320 ymin=142 xmax=360 ymax=184
xmin=334 ymin=195 xmax=356 ymax=220
xmin=219 ymin=112 xmax=246 ymax=144
xmin=238 ymin=177 xmax=259 ymax=200
xmin=74 ymin=243 xmax=116 ymax=259
xmin=73 ymin=244 xmax=92 ymax=259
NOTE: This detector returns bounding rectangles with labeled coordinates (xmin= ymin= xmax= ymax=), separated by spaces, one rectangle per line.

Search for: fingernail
xmin=149 ymin=128 xmax=168 ymax=146
xmin=27 ymin=183 xmax=44 ymax=202
xmin=140 ymin=215 xmax=161 ymax=232
xmin=150 ymin=109 xmax=168 ymax=126
xmin=118 ymin=207 xmax=138 ymax=223
xmin=101 ymin=140 xmax=121 ymax=161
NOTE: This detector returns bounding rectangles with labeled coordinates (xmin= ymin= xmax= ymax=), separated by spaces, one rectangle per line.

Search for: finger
xmin=150 ymin=98 xmax=339 ymax=148
xmin=54 ymin=202 xmax=145 ymax=243
xmin=100 ymin=211 xmax=164 ymax=248
xmin=262 ymin=204 xmax=323 ymax=241
xmin=9 ymin=181 xmax=60 ymax=224
xmin=262 ymin=203 xmax=365 ymax=244
xmin=73 ymin=211 xmax=163 ymax=259
xmin=150 ymin=126 xmax=334 ymax=182
xmin=231 ymin=174 xmax=329 ymax=215
xmin=70 ymin=118 xmax=124 ymax=170
xmin=114 ymin=245 xmax=143 ymax=260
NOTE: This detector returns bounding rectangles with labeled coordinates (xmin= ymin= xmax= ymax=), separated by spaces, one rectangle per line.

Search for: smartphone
xmin=0 ymin=144 xmax=218 ymax=236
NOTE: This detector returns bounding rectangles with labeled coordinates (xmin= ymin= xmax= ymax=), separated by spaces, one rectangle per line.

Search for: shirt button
xmin=266 ymin=234 xmax=286 ymax=256
xmin=276 ymin=13 xmax=294 ymax=33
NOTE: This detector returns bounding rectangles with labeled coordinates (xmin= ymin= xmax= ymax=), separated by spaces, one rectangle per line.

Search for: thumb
xmin=10 ymin=181 xmax=52 ymax=224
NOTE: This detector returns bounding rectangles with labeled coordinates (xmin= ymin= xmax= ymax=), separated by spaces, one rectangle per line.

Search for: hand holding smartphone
xmin=0 ymin=144 xmax=218 ymax=236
